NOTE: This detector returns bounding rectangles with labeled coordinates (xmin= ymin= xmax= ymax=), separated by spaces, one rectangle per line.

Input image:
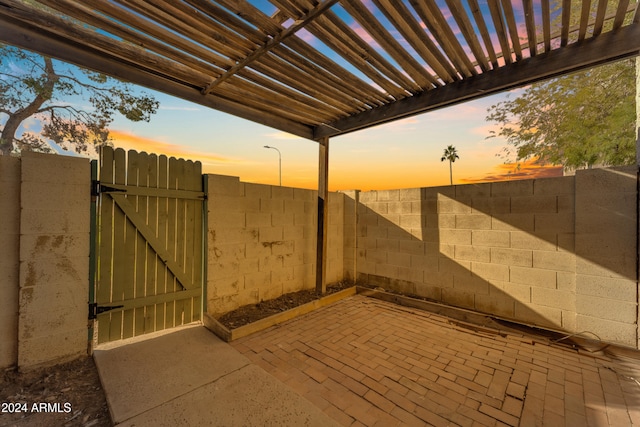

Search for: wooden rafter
xmin=561 ymin=0 xmax=572 ymax=46
xmin=613 ymin=0 xmax=630 ymax=29
xmin=445 ymin=0 xmax=491 ymax=72
xmin=0 ymin=0 xmax=638 ymax=142
xmin=201 ymin=0 xmax=340 ymax=95
xmin=500 ymin=0 xmax=523 ymax=61
xmin=592 ymin=0 xmax=609 ymax=36
xmin=522 ymin=0 xmax=537 ymax=57
xmin=315 ymin=23 xmax=640 ymax=139
xmin=468 ymin=0 xmax=500 ymax=69
xmin=578 ymin=0 xmax=592 ymax=41
xmin=487 ymin=0 xmax=513 ymax=65
xmin=410 ymin=0 xmax=477 ymax=78
xmin=371 ymin=0 xmax=457 ymax=83
xmin=339 ymin=0 xmax=437 ymax=89
xmin=301 ymin=7 xmax=414 ymax=97
xmin=0 ymin=14 xmax=315 ymax=139
xmin=541 ymin=0 xmax=552 ymax=52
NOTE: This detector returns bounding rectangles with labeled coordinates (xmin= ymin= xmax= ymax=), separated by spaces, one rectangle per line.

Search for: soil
xmin=217 ymin=281 xmax=355 ymax=329
xmin=0 ymin=357 xmax=111 ymax=427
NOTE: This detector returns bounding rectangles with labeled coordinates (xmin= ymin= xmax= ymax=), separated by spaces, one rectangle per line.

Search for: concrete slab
xmin=93 ymin=324 xmax=338 ymax=426
xmin=119 ymin=364 xmax=338 ymax=427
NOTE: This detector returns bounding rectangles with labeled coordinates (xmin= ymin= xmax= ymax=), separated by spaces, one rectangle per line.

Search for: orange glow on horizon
xmin=110 ymin=129 xmax=239 ymax=167
xmin=107 ymin=130 xmax=563 ymax=192
xmin=460 ymin=158 xmax=563 ymax=183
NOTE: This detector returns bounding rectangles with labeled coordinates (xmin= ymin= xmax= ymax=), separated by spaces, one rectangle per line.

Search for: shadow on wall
xmin=353 ymin=166 xmax=638 ymax=347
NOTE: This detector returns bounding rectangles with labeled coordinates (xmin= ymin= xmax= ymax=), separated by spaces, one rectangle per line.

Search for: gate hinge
xmin=91 ymin=179 xmax=100 ymax=197
xmin=91 ymin=181 xmax=127 ymax=196
xmin=89 ymin=302 xmax=124 ymax=320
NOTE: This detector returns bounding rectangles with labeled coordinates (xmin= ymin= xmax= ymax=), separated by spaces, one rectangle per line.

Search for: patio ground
xmin=232 ymin=295 xmax=640 ymax=427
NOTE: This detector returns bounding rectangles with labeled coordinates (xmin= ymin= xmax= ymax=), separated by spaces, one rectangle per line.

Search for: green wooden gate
xmin=91 ymin=147 xmax=205 ymax=344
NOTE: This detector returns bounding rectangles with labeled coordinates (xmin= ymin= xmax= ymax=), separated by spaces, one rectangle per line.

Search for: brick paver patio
xmin=232 ymin=295 xmax=640 ymax=426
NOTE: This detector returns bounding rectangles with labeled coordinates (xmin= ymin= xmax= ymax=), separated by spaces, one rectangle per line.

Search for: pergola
xmin=1 ymin=0 xmax=639 ymax=291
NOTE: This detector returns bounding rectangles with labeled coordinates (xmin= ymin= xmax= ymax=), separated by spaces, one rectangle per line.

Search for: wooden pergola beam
xmin=202 ymin=0 xmax=340 ymax=95
xmin=0 ymin=15 xmax=315 ymax=141
xmin=314 ymin=24 xmax=640 ymax=139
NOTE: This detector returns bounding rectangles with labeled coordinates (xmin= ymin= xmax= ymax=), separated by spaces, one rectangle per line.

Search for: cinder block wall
xmin=206 ymin=175 xmax=345 ymax=317
xmin=326 ymin=192 xmax=345 ymax=283
xmin=574 ymin=167 xmax=638 ymax=346
xmin=0 ymin=156 xmax=21 ymax=368
xmin=0 ymin=152 xmax=90 ymax=369
xmin=350 ymin=167 xmax=638 ymax=347
xmin=18 ymin=152 xmax=91 ymax=368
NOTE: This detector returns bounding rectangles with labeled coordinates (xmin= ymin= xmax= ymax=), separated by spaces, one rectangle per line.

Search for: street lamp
xmin=263 ymin=145 xmax=281 ymax=186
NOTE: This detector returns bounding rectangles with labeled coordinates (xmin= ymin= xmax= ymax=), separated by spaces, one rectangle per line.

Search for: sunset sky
xmin=9 ymin=0 xmax=571 ymax=191
xmin=95 ymin=0 xmax=568 ymax=192
xmin=108 ymin=88 xmax=562 ymax=192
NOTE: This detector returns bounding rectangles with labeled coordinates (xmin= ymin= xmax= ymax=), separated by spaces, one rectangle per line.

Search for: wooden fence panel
xmin=97 ymin=148 xmax=114 ymax=344
xmin=95 ymin=147 xmax=204 ymax=343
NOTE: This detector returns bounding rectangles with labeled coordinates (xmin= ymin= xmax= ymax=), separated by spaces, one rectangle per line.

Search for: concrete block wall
xmin=326 ymin=192 xmax=346 ymax=283
xmin=2 ymin=153 xmax=636 ymax=366
xmin=342 ymin=190 xmax=359 ymax=281
xmin=574 ymin=167 xmax=638 ymax=346
xmin=0 ymin=152 xmax=90 ymax=369
xmin=0 ymin=156 xmax=21 ymax=368
xmin=351 ymin=169 xmax=639 ymax=347
xmin=206 ymin=175 xmax=345 ymax=317
xmin=18 ymin=152 xmax=91 ymax=367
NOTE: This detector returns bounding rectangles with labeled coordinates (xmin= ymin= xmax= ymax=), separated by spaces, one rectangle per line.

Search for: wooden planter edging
xmin=204 ymin=285 xmax=639 ymax=356
xmin=355 ymin=286 xmax=495 ymax=327
xmin=204 ymin=286 xmax=357 ymax=342
xmin=357 ymin=287 xmax=640 ymax=356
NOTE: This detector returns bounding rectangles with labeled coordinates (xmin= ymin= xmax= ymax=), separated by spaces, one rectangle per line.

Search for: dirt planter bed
xmin=206 ymin=283 xmax=640 ymax=356
xmin=204 ymin=286 xmax=357 ymax=342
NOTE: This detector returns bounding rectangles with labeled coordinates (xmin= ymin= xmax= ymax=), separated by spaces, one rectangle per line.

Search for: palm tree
xmin=441 ymin=145 xmax=459 ymax=185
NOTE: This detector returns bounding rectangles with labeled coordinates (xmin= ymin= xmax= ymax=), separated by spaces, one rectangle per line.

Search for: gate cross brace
xmin=109 ymin=193 xmax=193 ymax=291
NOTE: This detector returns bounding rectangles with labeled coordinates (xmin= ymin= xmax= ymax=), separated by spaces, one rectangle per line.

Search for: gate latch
xmin=89 ymin=302 xmax=124 ymax=320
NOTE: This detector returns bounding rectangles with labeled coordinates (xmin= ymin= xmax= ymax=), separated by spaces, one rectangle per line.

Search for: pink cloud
xmin=295 ymin=28 xmax=318 ymax=46
xmin=351 ymin=23 xmax=381 ymax=50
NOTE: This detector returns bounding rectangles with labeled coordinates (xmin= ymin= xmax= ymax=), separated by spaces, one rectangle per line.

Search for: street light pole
xmin=263 ymin=145 xmax=281 ymax=186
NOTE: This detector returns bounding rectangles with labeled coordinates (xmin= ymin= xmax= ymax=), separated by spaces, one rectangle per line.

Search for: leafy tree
xmin=485 ymin=60 xmax=636 ymax=170
xmin=441 ymin=145 xmax=459 ymax=185
xmin=0 ymin=45 xmax=159 ymax=156
xmin=485 ymin=0 xmax=636 ymax=171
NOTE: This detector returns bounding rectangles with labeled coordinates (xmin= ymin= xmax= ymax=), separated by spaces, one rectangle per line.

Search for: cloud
xmin=428 ymin=103 xmax=484 ymax=121
xmin=470 ymin=123 xmax=503 ymax=137
xmin=21 ymin=115 xmax=42 ymax=132
xmin=110 ymin=129 xmax=240 ymax=165
xmin=379 ymin=117 xmax=420 ymax=132
xmin=361 ymin=0 xmax=376 ymax=10
xmin=295 ymin=28 xmax=317 ymax=46
xmin=460 ymin=157 xmax=563 ymax=183
xmin=461 ymin=142 xmax=504 ymax=160
xmin=158 ymin=105 xmax=200 ymax=112
xmin=265 ymin=132 xmax=305 ymax=140
xmin=351 ymin=24 xmax=381 ymax=50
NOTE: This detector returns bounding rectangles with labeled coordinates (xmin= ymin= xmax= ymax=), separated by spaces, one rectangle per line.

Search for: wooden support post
xmin=636 ymin=56 xmax=640 ymax=166
xmin=635 ymin=56 xmax=640 ymax=350
xmin=88 ymin=159 xmax=98 ymax=355
xmin=316 ymin=137 xmax=329 ymax=295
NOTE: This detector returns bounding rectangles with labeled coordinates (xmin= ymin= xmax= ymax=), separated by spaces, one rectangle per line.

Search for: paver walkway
xmin=232 ymin=295 xmax=640 ymax=426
